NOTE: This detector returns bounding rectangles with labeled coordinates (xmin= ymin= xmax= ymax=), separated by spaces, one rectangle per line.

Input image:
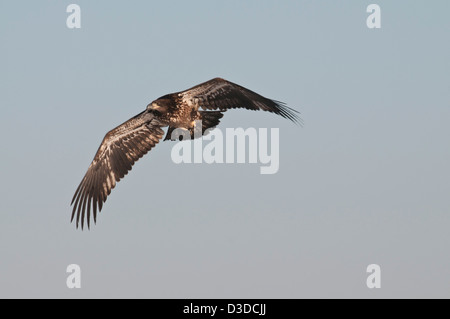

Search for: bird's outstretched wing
xmin=71 ymin=110 xmax=164 ymax=229
xmin=178 ymin=77 xmax=301 ymax=124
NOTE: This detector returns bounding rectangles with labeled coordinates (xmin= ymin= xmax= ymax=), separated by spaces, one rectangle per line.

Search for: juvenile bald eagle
xmin=71 ymin=78 xmax=300 ymax=229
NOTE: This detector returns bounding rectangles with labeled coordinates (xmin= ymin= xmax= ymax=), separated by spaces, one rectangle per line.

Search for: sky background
xmin=1 ymin=1 xmax=449 ymax=298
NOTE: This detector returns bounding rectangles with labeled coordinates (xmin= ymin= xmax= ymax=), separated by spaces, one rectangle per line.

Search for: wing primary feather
xmin=86 ymin=186 xmax=92 ymax=230
xmin=80 ymin=174 xmax=93 ymax=230
xmin=71 ymin=178 xmax=86 ymax=223
xmin=92 ymin=171 xmax=98 ymax=225
xmin=76 ymin=180 xmax=86 ymax=229
xmin=71 ymin=181 xmax=83 ymax=206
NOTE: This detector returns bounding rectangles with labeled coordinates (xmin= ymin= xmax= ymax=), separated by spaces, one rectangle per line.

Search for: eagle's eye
xmin=152 ymin=109 xmax=162 ymax=116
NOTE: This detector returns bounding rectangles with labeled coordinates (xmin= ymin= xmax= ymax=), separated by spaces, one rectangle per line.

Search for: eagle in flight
xmin=71 ymin=78 xmax=300 ymax=229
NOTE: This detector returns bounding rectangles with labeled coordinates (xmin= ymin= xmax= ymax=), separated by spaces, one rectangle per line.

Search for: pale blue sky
xmin=1 ymin=1 xmax=449 ymax=298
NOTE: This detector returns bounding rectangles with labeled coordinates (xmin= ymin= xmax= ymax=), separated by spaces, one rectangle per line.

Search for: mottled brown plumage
xmin=71 ymin=78 xmax=300 ymax=229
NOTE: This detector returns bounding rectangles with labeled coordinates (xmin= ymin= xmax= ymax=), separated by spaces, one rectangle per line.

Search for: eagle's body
xmin=71 ymin=78 xmax=299 ymax=229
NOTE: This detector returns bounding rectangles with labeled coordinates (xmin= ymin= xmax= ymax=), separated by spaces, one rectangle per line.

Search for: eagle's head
xmin=147 ymin=94 xmax=174 ymax=113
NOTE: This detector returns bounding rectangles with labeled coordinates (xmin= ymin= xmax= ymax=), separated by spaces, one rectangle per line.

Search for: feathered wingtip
xmin=271 ymin=100 xmax=303 ymax=126
xmin=70 ymin=178 xmax=103 ymax=231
